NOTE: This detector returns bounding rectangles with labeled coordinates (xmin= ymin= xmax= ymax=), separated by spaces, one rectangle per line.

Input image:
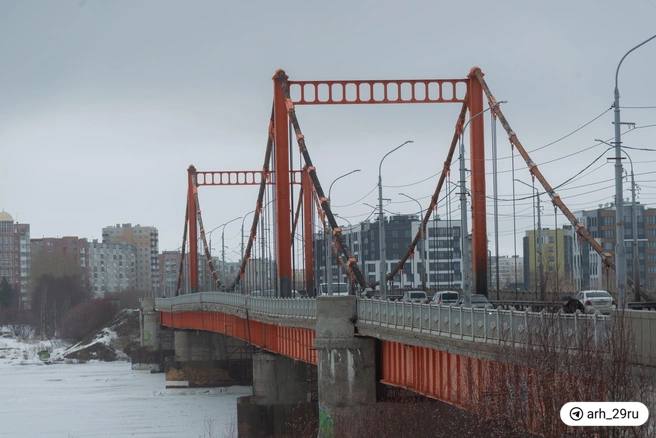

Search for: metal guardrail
xmin=154 ymin=294 xmax=654 ymax=366
xmin=356 ymin=298 xmax=610 ymax=348
xmin=155 ymin=292 xmax=316 ymax=320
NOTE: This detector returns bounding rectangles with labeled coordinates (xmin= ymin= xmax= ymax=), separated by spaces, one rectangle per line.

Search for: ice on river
xmin=0 ymin=347 xmax=249 ymax=437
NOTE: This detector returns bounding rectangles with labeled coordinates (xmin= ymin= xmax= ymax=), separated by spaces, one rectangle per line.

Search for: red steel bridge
xmin=176 ymin=67 xmax=613 ymax=300
xmin=151 ymin=68 xmax=655 ymax=435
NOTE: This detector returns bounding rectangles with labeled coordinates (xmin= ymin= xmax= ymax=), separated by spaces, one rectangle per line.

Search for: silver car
xmin=402 ymin=290 xmax=428 ymax=303
xmin=575 ymin=290 xmax=615 ymax=315
xmin=431 ymin=291 xmax=460 ymax=305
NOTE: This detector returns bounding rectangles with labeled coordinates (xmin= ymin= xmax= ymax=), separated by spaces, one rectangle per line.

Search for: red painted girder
xmin=289 ymin=79 xmax=468 ymax=105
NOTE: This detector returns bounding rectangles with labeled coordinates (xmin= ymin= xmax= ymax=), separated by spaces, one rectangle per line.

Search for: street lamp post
xmin=207 ymin=217 xmax=242 ymax=290
xmin=458 ymin=102 xmax=506 ymax=306
xmin=597 ymin=139 xmax=640 ymax=301
xmin=378 ymin=141 xmax=414 ymax=299
xmin=515 ymin=179 xmax=543 ymax=299
xmin=612 ymin=33 xmax=656 ymax=308
xmin=325 ymin=169 xmax=361 ymax=295
xmin=399 ymin=193 xmax=427 ymax=290
xmin=221 ymin=217 xmax=242 ymax=289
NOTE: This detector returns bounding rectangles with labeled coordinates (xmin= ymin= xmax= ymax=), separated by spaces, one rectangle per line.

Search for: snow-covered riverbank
xmin=0 ymin=332 xmax=69 ymax=365
xmin=0 ymin=333 xmax=249 ymax=437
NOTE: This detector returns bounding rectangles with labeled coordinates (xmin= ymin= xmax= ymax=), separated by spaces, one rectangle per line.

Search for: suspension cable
xmin=231 ymin=110 xmax=274 ymax=291
xmin=386 ymin=100 xmax=469 ymax=283
xmin=282 ymin=81 xmax=367 ymax=290
xmin=175 ymin=197 xmax=189 ymax=296
xmin=472 ymin=69 xmax=613 ymax=270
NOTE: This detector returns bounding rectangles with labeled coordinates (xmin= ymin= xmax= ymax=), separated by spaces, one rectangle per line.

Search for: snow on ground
xmin=0 ymin=360 xmax=250 ymax=437
xmin=51 ymin=327 xmax=127 ymax=362
xmin=0 ymin=333 xmax=69 ymax=366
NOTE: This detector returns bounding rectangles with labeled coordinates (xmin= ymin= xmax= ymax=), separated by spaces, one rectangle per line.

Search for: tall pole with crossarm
xmin=612 ymin=33 xmax=656 ymax=308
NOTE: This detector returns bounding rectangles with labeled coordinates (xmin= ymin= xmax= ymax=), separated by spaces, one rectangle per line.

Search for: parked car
xmin=456 ymin=294 xmax=494 ymax=309
xmin=575 ymin=290 xmax=615 ymax=315
xmin=431 ymin=291 xmax=460 ymax=305
xmin=402 ymin=290 xmax=428 ymax=303
xmin=319 ymin=283 xmax=349 ymax=296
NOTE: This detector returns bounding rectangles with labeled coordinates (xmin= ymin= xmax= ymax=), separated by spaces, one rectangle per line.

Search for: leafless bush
xmin=105 ymin=288 xmax=144 ymax=310
xmin=475 ymin=311 xmax=654 ymax=437
xmin=60 ymin=299 xmax=117 ymax=341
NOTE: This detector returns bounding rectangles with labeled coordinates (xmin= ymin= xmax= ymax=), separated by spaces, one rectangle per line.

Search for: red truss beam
xmin=160 ymin=309 xmax=316 ymax=365
xmin=195 ymin=170 xmax=302 ymax=186
xmin=288 ymin=79 xmax=468 ymax=105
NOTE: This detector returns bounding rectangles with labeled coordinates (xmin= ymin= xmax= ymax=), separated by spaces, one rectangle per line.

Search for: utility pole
xmin=612 ymin=33 xmax=656 ymax=308
xmin=631 ymin=168 xmax=640 ymax=301
xmin=536 ymin=193 xmax=544 ymax=301
xmin=491 ymin=112 xmax=500 ymax=299
xmin=459 ymin=134 xmax=471 ymax=306
xmin=597 ymin=138 xmax=642 ymax=302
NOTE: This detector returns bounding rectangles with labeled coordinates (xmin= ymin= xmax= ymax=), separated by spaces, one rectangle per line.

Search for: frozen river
xmin=0 ymin=360 xmax=250 ymax=438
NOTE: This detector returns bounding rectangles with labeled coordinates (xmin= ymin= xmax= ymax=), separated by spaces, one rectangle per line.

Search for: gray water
xmin=0 ymin=360 xmax=249 ymax=438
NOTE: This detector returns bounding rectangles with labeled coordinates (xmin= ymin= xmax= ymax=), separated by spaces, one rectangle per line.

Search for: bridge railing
xmin=356 ymin=298 xmax=611 ymax=349
xmin=155 ymin=292 xmax=316 ymax=320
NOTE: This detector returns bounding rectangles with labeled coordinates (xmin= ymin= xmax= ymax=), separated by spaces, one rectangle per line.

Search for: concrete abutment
xmin=167 ymin=330 xmax=252 ymax=387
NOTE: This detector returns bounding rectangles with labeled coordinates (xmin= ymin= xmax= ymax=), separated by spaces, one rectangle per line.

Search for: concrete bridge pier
xmin=315 ymin=296 xmax=377 ymax=437
xmin=166 ymin=330 xmax=252 ymax=387
xmin=133 ymin=298 xmax=173 ymax=371
xmin=237 ymin=351 xmax=316 ymax=437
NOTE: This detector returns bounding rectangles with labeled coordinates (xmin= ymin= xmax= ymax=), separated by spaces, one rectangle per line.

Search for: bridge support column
xmin=133 ymin=298 xmax=173 ymax=371
xmin=237 ymin=352 xmax=316 ymax=438
xmin=140 ymin=297 xmax=159 ymax=350
xmin=167 ymin=330 xmax=252 ymax=387
xmin=315 ymin=296 xmax=376 ymax=437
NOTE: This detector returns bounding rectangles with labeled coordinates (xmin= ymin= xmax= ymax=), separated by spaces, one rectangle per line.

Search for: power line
xmin=494 ymin=107 xmax=612 ymax=161
xmin=331 ymin=184 xmax=377 ymax=208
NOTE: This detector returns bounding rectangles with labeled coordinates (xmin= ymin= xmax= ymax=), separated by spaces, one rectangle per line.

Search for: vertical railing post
xmin=460 ymin=306 xmax=464 ymax=339
xmin=429 ymin=303 xmax=432 ymax=333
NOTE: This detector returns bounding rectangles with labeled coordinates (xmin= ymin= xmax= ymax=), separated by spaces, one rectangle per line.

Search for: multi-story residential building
xmin=88 ymin=240 xmax=137 ymax=297
xmin=489 ymin=255 xmax=523 ymax=291
xmin=159 ymin=250 xmax=180 ymax=297
xmin=570 ymin=231 xmax=604 ymax=291
xmin=316 ymin=214 xmax=463 ymax=292
xmin=102 ymin=224 xmax=159 ymax=296
xmin=30 ymin=236 xmax=90 ymax=292
xmin=0 ymin=211 xmax=30 ymax=309
xmin=523 ymin=227 xmax=574 ymax=294
xmin=574 ymin=203 xmax=656 ymax=292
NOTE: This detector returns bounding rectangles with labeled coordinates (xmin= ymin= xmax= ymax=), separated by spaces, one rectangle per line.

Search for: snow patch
xmin=0 ymin=331 xmax=69 ymax=366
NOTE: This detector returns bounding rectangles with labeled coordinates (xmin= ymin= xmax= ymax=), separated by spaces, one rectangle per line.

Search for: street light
xmin=398 ymin=192 xmax=427 ymax=290
xmin=612 ymin=33 xmax=656 ymax=309
xmin=208 ymin=216 xmax=242 ymax=289
xmin=596 ymin=138 xmax=640 ymax=301
xmin=378 ymin=140 xmax=414 ymax=298
xmin=328 ymin=169 xmax=361 ymax=201
xmin=324 ymin=169 xmax=361 ymax=295
xmin=515 ymin=178 xmax=543 ymax=298
xmin=458 ymin=102 xmax=506 ymax=306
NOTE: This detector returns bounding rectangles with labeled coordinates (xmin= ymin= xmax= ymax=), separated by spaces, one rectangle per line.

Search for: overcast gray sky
xmin=1 ymin=0 xmax=656 ymax=257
